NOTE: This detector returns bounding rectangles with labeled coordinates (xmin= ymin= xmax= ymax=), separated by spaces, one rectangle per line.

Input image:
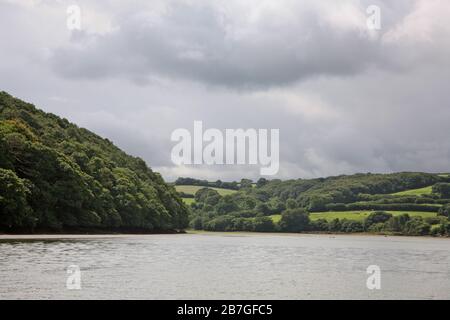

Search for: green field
xmin=270 ymin=214 xmax=282 ymax=223
xmin=177 ymin=185 xmax=238 ymax=205
xmin=270 ymin=210 xmax=437 ymax=223
xmin=181 ymin=198 xmax=195 ymax=205
xmin=175 ymin=185 xmax=237 ymax=196
xmin=391 ymin=186 xmax=433 ymax=196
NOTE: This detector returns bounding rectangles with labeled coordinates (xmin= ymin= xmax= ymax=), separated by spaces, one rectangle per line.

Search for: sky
xmin=0 ymin=0 xmax=449 ymax=181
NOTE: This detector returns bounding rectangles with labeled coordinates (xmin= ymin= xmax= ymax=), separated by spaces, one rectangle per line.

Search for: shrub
xmin=310 ymin=219 xmax=329 ymax=231
xmin=432 ymin=183 xmax=450 ymax=198
xmin=279 ymin=208 xmax=310 ymax=232
xmin=365 ymin=211 xmax=393 ymax=229
xmin=253 ymin=217 xmax=276 ymax=232
xmin=438 ymin=204 xmax=450 ymax=217
xmin=368 ymin=223 xmax=385 ymax=233
xmin=383 ymin=214 xmax=410 ymax=232
xmin=341 ymin=219 xmax=364 ymax=233
xmin=328 ymin=219 xmax=342 ymax=232
xmin=403 ymin=217 xmax=431 ymax=236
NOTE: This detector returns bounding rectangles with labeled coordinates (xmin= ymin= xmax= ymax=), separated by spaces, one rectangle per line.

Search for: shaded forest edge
xmin=0 ymin=91 xmax=189 ymax=233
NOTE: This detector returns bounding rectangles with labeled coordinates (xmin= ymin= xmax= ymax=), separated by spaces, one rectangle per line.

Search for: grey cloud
xmin=1 ymin=0 xmax=450 ymax=181
xmin=49 ymin=1 xmax=406 ymax=89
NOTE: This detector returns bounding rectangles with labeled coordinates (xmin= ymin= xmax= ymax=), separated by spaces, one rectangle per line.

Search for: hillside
xmin=0 ymin=92 xmax=189 ymax=232
xmin=186 ymin=173 xmax=450 ymax=236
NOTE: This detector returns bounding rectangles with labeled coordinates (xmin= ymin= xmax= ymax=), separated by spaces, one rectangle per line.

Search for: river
xmin=0 ymin=233 xmax=449 ymax=299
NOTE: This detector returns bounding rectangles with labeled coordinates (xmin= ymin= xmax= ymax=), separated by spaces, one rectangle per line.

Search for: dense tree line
xmin=175 ymin=177 xmax=246 ymax=190
xmin=0 ymin=92 xmax=189 ymax=232
xmin=325 ymin=202 xmax=439 ymax=212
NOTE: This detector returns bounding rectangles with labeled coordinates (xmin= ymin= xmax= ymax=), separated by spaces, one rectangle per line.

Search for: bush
xmin=194 ymin=188 xmax=221 ymax=203
xmin=438 ymin=204 xmax=450 ymax=217
xmin=403 ymin=217 xmax=431 ymax=236
xmin=341 ymin=219 xmax=364 ymax=233
xmin=432 ymin=183 xmax=450 ymax=198
xmin=365 ymin=211 xmax=393 ymax=228
xmin=424 ymin=216 xmax=446 ymax=225
xmin=253 ymin=217 xmax=276 ymax=232
xmin=368 ymin=222 xmax=385 ymax=233
xmin=383 ymin=214 xmax=410 ymax=232
xmin=203 ymin=215 xmax=234 ymax=231
xmin=328 ymin=219 xmax=342 ymax=232
xmin=279 ymin=208 xmax=310 ymax=232
xmin=310 ymin=219 xmax=329 ymax=231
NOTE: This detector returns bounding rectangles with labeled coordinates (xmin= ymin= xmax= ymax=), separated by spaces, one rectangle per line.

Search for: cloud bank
xmin=1 ymin=0 xmax=449 ymax=180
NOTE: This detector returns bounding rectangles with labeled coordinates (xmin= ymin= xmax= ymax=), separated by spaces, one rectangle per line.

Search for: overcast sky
xmin=1 ymin=0 xmax=449 ymax=181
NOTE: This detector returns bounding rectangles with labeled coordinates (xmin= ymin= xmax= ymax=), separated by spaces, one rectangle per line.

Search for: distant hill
xmin=0 ymin=92 xmax=189 ymax=232
xmin=187 ymin=173 xmax=450 ymax=236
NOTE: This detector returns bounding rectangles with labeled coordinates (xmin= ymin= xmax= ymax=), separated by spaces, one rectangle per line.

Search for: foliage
xmin=175 ymin=177 xmax=240 ymax=190
xmin=432 ymin=183 xmax=450 ymax=199
xmin=0 ymin=92 xmax=189 ymax=232
xmin=364 ymin=211 xmax=393 ymax=227
xmin=0 ymin=168 xmax=32 ymax=228
xmin=279 ymin=208 xmax=310 ymax=232
xmin=438 ymin=204 xmax=450 ymax=217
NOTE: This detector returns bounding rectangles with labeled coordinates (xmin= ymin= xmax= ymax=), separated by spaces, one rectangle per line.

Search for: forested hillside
xmin=0 ymin=92 xmax=189 ymax=232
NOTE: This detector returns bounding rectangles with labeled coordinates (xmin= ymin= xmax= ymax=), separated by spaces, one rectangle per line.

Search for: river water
xmin=0 ymin=233 xmax=449 ymax=299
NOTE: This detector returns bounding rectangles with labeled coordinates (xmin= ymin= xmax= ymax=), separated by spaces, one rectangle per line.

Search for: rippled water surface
xmin=0 ymin=233 xmax=449 ymax=299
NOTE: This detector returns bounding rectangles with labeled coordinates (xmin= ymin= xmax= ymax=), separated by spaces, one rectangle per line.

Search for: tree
xmin=307 ymin=195 xmax=330 ymax=212
xmin=256 ymin=178 xmax=268 ymax=188
xmin=341 ymin=220 xmax=364 ymax=233
xmin=216 ymin=196 xmax=239 ymax=214
xmin=0 ymin=168 xmax=33 ymax=229
xmin=364 ymin=211 xmax=392 ymax=229
xmin=310 ymin=218 xmax=328 ymax=231
xmin=194 ymin=188 xmax=221 ymax=203
xmin=384 ymin=214 xmax=410 ymax=232
xmin=253 ymin=216 xmax=276 ymax=232
xmin=240 ymin=179 xmax=253 ymax=189
xmin=438 ymin=204 xmax=450 ymax=217
xmin=0 ymin=92 xmax=189 ymax=232
xmin=256 ymin=203 xmax=271 ymax=215
xmin=403 ymin=217 xmax=431 ymax=236
xmin=286 ymin=199 xmax=297 ymax=209
xmin=328 ymin=219 xmax=341 ymax=232
xmin=190 ymin=216 xmax=203 ymax=230
xmin=432 ymin=183 xmax=450 ymax=198
xmin=279 ymin=208 xmax=310 ymax=232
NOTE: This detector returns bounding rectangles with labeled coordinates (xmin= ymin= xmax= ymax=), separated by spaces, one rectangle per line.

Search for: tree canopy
xmin=0 ymin=92 xmax=189 ymax=232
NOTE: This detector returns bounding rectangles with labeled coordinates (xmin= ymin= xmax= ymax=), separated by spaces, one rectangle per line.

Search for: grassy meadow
xmin=175 ymin=185 xmax=237 ymax=196
xmin=270 ymin=210 xmax=437 ymax=222
xmin=391 ymin=186 xmax=433 ymax=196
